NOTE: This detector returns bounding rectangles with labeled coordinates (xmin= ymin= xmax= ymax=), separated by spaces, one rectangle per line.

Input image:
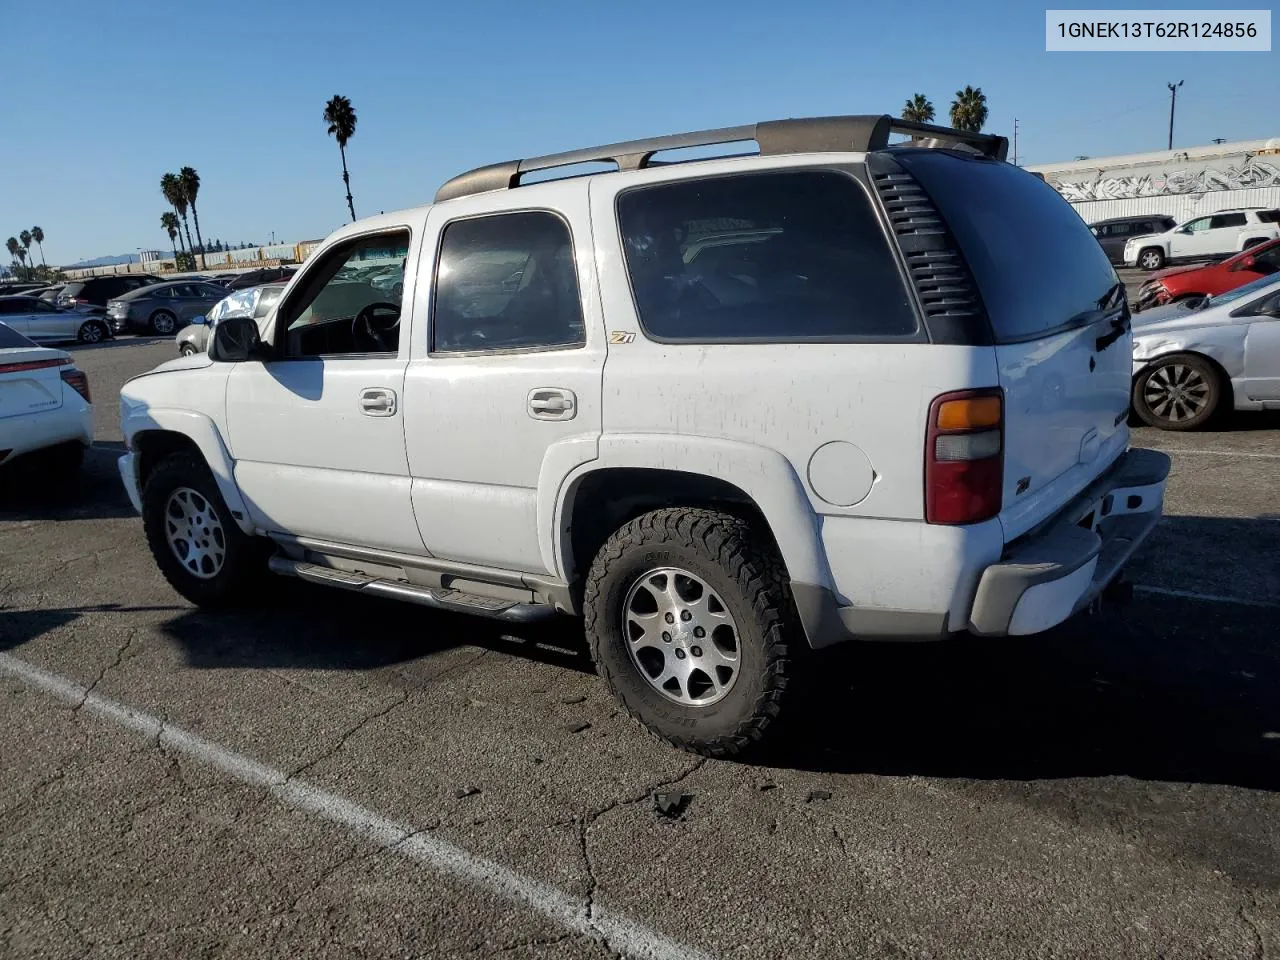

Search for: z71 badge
xmin=608 ymin=331 xmax=636 ymax=344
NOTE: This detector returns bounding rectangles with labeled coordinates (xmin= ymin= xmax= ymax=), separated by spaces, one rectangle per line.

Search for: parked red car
xmin=1135 ymin=236 xmax=1280 ymax=311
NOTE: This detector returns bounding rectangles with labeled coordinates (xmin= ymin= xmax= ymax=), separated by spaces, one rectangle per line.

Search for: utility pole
xmin=1167 ymin=80 xmax=1183 ymax=150
xmin=1013 ymin=118 xmax=1019 ymax=166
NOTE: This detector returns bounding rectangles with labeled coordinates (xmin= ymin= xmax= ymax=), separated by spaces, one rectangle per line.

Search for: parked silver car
xmin=176 ymin=282 xmax=286 ymax=355
xmin=1131 ymin=272 xmax=1280 ymax=429
xmin=0 ymin=295 xmax=111 ymax=344
xmin=106 ymin=281 xmax=229 ymax=336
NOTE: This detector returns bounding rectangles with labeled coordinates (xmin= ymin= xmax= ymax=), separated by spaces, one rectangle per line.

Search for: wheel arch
xmin=1133 ymin=348 xmax=1237 ymax=410
xmin=549 ymin=434 xmax=833 ymax=596
xmin=126 ymin=409 xmax=253 ymax=534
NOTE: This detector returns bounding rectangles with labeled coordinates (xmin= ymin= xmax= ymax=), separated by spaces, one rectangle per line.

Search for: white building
xmin=1027 ymin=137 xmax=1280 ymax=226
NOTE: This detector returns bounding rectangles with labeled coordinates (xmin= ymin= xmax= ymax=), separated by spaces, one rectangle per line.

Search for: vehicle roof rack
xmin=434 ymin=115 xmax=1009 ymax=202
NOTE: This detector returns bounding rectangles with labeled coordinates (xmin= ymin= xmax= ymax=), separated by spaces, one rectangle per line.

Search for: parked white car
xmin=1131 ymin=272 xmax=1280 ymax=429
xmin=0 ymin=322 xmax=93 ymax=474
xmin=118 ymin=114 xmax=1169 ymax=756
xmin=0 ymin=294 xmax=112 ymax=344
xmin=1124 ymin=208 xmax=1280 ymax=271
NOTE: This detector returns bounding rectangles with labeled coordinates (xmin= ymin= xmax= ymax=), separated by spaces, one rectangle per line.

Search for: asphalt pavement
xmin=1 ymin=336 xmax=1277 ymax=960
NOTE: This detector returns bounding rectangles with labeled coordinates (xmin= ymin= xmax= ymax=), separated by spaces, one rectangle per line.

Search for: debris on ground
xmin=653 ymin=792 xmax=693 ymax=818
xmin=560 ymin=694 xmax=587 ymax=705
xmin=806 ymin=789 xmax=832 ymax=803
xmin=454 ymin=786 xmax=482 ymax=799
xmin=568 ymin=721 xmax=591 ymax=734
xmin=758 ymin=782 xmax=778 ymax=792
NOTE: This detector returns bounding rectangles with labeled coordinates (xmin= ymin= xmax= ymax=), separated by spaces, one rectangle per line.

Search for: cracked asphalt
xmin=1 ymin=336 xmax=1278 ymax=959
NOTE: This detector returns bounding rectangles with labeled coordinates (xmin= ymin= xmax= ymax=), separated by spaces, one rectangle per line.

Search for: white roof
xmin=1027 ymin=138 xmax=1279 ymax=177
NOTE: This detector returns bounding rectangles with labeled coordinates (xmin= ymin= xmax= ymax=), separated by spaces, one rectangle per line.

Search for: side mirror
xmin=1234 ymin=255 xmax=1257 ymax=271
xmin=210 ymin=315 xmax=268 ymax=362
xmin=189 ymin=314 xmax=207 ymax=326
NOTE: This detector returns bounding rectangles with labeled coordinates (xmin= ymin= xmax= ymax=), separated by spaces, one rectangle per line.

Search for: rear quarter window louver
xmin=870 ymin=160 xmax=993 ymax=346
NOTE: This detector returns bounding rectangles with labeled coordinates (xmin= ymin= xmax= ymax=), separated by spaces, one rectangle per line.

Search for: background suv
xmin=1090 ymin=215 xmax=1176 ymax=265
xmin=1124 ymin=208 xmax=1280 ymax=270
xmin=56 ymin=275 xmax=162 ymax=312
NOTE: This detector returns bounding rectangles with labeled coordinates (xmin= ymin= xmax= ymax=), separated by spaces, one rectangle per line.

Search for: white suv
xmin=1124 ymin=208 xmax=1280 ymax=271
xmin=117 ymin=114 xmax=1169 ymax=756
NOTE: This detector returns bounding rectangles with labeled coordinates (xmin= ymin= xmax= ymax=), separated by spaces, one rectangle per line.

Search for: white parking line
xmin=1135 ymin=585 xmax=1280 ymax=609
xmin=0 ymin=652 xmax=714 ymax=960
xmin=1154 ymin=448 xmax=1280 ymax=460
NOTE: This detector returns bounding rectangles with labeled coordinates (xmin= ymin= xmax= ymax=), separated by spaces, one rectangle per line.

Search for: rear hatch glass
xmin=893 ymin=151 xmax=1132 ymax=538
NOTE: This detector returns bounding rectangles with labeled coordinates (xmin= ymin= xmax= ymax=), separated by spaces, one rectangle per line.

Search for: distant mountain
xmin=66 ymin=253 xmax=141 ymax=268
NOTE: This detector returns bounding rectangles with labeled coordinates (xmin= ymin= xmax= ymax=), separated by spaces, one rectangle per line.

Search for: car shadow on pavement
xmin=0 ymin=603 xmax=188 ymax=653
xmin=158 ymin=581 xmax=595 ymax=676
xmin=0 ymin=442 xmax=136 ymax=522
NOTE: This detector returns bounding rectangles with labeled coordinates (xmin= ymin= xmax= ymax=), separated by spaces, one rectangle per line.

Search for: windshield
xmin=1205 ymin=272 xmax=1280 ymax=308
xmin=893 ymin=151 xmax=1119 ymax=343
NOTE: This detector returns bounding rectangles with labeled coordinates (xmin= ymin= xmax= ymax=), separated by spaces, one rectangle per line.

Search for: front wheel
xmin=77 ymin=319 xmax=108 ymax=344
xmin=1133 ymin=354 xmax=1223 ymax=430
xmin=1138 ymin=247 xmax=1166 ymax=271
xmin=141 ymin=453 xmax=267 ymax=607
xmin=180 ymin=343 xmax=197 ymax=357
xmin=584 ymin=507 xmax=797 ymax=757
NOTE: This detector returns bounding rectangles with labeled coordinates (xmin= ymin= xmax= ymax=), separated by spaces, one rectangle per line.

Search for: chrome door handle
xmin=360 ymin=387 xmax=397 ymax=416
xmin=527 ymin=388 xmax=576 ymax=421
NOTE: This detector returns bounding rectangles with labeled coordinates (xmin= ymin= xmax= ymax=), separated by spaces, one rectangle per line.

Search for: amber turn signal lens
xmin=935 ymin=396 xmax=1001 ymax=431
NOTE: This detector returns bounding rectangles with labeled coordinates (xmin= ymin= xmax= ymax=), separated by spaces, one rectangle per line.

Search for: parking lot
xmin=2 ymin=333 xmax=1278 ymax=959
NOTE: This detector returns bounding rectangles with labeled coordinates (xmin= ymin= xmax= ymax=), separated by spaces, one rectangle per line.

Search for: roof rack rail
xmin=435 ymin=114 xmax=1009 ymax=202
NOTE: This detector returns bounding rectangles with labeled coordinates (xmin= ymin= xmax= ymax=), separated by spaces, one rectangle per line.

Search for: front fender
xmin=549 ymin=433 xmax=833 ymax=591
xmin=121 ymin=405 xmax=253 ymax=534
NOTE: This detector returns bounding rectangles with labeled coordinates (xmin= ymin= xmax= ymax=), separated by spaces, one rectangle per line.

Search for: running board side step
xmin=267 ymin=556 xmax=554 ymax=623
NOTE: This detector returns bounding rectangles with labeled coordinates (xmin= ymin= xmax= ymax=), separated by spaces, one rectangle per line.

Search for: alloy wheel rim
xmin=622 ymin=566 xmax=741 ymax=707
xmin=1141 ymin=252 xmax=1160 ymax=269
xmin=1144 ymin=364 xmax=1210 ymax=422
xmin=82 ymin=323 xmax=103 ymax=343
xmin=164 ymin=487 xmax=226 ymax=579
xmin=154 ymin=314 xmax=175 ymax=334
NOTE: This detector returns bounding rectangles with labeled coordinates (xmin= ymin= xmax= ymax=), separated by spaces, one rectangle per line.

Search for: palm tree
xmin=30 ymin=226 xmax=46 ymax=266
xmin=161 ymin=172 xmax=195 ymax=256
xmin=949 ymin=85 xmax=989 ymax=133
xmin=15 ymin=248 xmax=27 ymax=276
xmin=161 ymin=212 xmax=181 ymax=262
xmin=19 ymin=229 xmax=33 ymax=270
xmin=179 ymin=166 xmax=205 ymax=267
xmin=323 ymin=95 xmax=358 ymax=221
xmin=902 ymin=94 xmax=936 ymax=124
xmin=5 ymin=236 xmax=18 ymax=269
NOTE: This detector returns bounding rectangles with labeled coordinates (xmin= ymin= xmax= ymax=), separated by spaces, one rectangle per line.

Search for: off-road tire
xmin=1138 ymin=247 xmax=1165 ymax=271
xmin=584 ymin=507 xmax=797 ymax=757
xmin=142 ymin=453 xmax=267 ymax=607
xmin=1132 ymin=353 xmax=1224 ymax=431
xmin=76 ymin=319 xmax=108 ymax=344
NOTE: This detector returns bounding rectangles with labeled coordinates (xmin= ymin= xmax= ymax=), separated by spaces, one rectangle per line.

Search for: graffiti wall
xmin=1049 ymin=155 xmax=1280 ymax=202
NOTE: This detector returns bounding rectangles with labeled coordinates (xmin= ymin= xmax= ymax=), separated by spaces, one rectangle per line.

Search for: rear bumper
xmin=0 ymin=401 xmax=93 ymax=463
xmin=967 ymin=447 xmax=1170 ymax=636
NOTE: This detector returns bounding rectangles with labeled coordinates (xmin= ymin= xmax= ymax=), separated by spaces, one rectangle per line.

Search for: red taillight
xmin=925 ymin=388 xmax=1003 ymax=525
xmin=60 ymin=368 xmax=91 ymax=403
xmin=0 ymin=357 xmax=70 ymax=375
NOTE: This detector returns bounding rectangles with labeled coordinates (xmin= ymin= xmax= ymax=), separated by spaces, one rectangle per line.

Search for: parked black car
xmin=56 ymin=275 xmax=163 ymax=312
xmin=1089 ymin=215 xmax=1178 ymax=265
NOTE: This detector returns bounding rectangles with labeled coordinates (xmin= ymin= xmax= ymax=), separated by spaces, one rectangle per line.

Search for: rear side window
xmin=1210 ymin=212 xmax=1248 ymax=228
xmin=0 ymin=321 xmax=36 ymax=348
xmin=1256 ymin=209 xmax=1280 ymax=223
xmin=617 ymin=170 xmax=916 ymax=342
xmin=432 ymin=212 xmax=585 ymax=353
xmin=894 ymin=152 xmax=1118 ymax=343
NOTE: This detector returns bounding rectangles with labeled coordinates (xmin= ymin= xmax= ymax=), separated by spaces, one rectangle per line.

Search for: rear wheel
xmin=584 ymin=507 xmax=797 ymax=757
xmin=76 ymin=319 xmax=107 ymax=344
xmin=1138 ymin=247 xmax=1165 ymax=271
xmin=142 ymin=453 xmax=267 ymax=607
xmin=1133 ymin=353 xmax=1223 ymax=431
xmin=150 ymin=310 xmax=177 ymax=335
xmin=180 ymin=343 xmax=197 ymax=357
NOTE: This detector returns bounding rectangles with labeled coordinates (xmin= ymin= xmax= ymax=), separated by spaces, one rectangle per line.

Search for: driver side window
xmin=1184 ymin=218 xmax=1211 ymax=233
xmin=279 ymin=230 xmax=410 ymax=358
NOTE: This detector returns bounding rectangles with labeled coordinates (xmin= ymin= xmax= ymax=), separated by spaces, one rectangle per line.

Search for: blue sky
xmin=1 ymin=0 xmax=1275 ymax=265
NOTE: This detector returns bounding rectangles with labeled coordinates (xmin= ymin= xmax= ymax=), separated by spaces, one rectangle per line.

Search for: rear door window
xmin=1210 ymin=212 xmax=1248 ymax=229
xmin=616 ymin=170 xmax=917 ymax=342
xmin=892 ymin=152 xmax=1118 ymax=343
